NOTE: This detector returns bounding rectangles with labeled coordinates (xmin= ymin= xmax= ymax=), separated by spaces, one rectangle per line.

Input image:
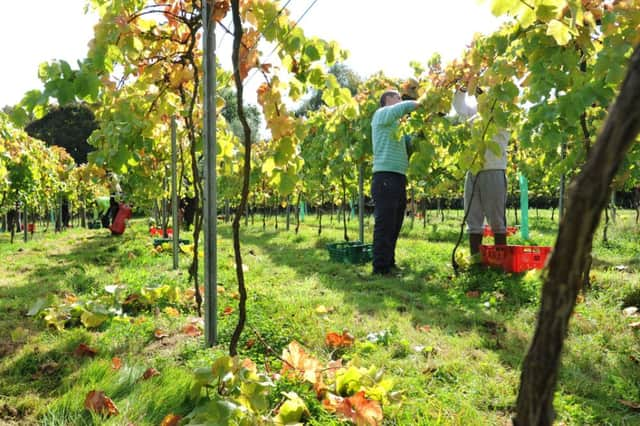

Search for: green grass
xmin=1 ymin=209 xmax=639 ymax=425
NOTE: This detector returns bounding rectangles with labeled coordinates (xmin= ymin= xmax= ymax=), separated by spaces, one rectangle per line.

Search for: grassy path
xmin=1 ymin=210 xmax=639 ymax=425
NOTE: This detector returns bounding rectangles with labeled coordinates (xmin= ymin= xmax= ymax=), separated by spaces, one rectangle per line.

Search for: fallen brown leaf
xmin=619 ymin=399 xmax=640 ymax=410
xmin=142 ymin=367 xmax=160 ymax=380
xmin=39 ymin=361 xmax=60 ymax=375
xmin=154 ymin=329 xmax=169 ymax=339
xmin=84 ymin=390 xmax=119 ymax=416
xmin=74 ymin=343 xmax=98 ymax=358
xmin=160 ymin=414 xmax=182 ymax=426
xmin=325 ymin=330 xmax=355 ymax=349
xmin=111 ymin=357 xmax=122 ymax=370
xmin=182 ymin=323 xmax=202 ymax=337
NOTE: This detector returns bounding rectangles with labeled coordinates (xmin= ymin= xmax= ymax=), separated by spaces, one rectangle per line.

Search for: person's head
xmin=380 ymin=90 xmax=401 ymax=107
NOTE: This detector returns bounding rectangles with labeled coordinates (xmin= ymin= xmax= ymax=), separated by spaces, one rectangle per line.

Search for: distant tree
xmin=25 ymin=104 xmax=98 ymax=165
xmin=220 ymin=89 xmax=262 ymax=140
xmin=295 ymin=63 xmax=362 ymax=117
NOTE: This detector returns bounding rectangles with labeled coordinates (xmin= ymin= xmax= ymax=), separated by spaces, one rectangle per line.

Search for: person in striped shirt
xmin=370 ymin=89 xmax=421 ymax=276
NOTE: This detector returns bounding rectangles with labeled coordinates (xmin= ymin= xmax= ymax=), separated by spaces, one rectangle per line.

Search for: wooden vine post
xmin=515 ymin=45 xmax=640 ymax=425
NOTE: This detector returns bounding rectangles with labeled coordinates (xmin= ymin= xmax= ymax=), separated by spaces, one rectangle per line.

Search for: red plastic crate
xmin=20 ymin=223 xmax=36 ymax=232
xmin=480 ymin=245 xmax=552 ymax=273
xmin=149 ymin=226 xmax=172 ymax=237
xmin=483 ymin=225 xmax=518 ymax=237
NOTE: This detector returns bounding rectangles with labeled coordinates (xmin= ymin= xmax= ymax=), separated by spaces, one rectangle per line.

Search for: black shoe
xmin=389 ymin=265 xmax=404 ymax=274
xmin=357 ymin=272 xmax=374 ymax=281
xmin=465 ymin=262 xmax=489 ymax=273
xmin=372 ymin=267 xmax=402 ymax=278
xmin=372 ymin=268 xmax=390 ymax=276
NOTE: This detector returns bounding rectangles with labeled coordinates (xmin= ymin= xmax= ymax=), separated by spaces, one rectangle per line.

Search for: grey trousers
xmin=464 ymin=170 xmax=507 ymax=234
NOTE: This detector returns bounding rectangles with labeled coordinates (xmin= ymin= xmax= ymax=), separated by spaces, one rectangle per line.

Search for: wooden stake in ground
xmin=515 ymin=45 xmax=640 ymax=425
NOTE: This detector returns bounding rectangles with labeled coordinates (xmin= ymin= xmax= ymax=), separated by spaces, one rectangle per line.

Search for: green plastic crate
xmin=153 ymin=237 xmax=191 ymax=247
xmin=326 ymin=242 xmax=373 ymax=265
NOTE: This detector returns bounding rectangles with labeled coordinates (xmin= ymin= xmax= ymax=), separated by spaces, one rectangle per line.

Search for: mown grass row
xmin=0 ymin=209 xmax=638 ymax=425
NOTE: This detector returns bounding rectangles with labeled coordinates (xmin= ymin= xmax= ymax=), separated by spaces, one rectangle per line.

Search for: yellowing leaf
xmin=164 ymin=307 xmax=180 ymax=317
xmin=80 ymin=310 xmax=109 ymax=328
xmin=64 ymin=293 xmax=78 ymax=303
xmin=491 ymin=0 xmax=519 ymax=16
xmin=276 ymin=392 xmax=309 ymax=424
xmin=546 ymin=19 xmax=572 ymax=45
xmin=315 ymin=305 xmax=334 ymax=314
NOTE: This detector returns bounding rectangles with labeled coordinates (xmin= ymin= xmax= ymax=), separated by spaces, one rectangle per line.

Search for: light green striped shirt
xmin=371 ymin=101 xmax=418 ymax=175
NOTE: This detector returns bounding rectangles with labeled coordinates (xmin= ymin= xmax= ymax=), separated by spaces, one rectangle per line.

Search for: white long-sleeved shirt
xmin=452 ymin=90 xmax=509 ymax=171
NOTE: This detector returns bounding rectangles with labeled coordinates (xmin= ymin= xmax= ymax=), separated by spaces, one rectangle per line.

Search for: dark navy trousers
xmin=371 ymin=172 xmax=407 ymax=273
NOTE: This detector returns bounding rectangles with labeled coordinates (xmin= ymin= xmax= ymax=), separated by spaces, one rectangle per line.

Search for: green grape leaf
xmin=336 ymin=366 xmax=365 ymax=397
xmin=303 ymin=43 xmax=322 ymax=62
xmin=275 ymin=392 xmax=309 ymax=425
xmin=80 ymin=309 xmax=109 ymax=328
xmin=491 ymin=0 xmax=520 ymax=16
xmin=546 ymin=19 xmax=572 ymax=46
xmin=211 ymin=355 xmax=234 ymax=383
xmin=27 ymin=297 xmax=48 ymax=316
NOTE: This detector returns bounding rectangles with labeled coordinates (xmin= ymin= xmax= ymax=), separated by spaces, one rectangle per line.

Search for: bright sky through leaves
xmin=0 ymin=0 xmax=504 ymax=107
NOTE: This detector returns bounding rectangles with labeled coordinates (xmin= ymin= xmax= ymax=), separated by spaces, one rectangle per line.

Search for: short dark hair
xmin=380 ymin=91 xmax=399 ymax=107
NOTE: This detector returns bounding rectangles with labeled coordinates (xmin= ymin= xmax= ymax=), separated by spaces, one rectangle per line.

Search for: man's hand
xmin=416 ymin=91 xmax=429 ymax=108
xmin=401 ymin=78 xmax=419 ymax=101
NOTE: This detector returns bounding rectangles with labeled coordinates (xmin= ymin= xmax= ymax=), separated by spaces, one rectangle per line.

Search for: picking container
xmin=326 ymin=242 xmax=373 ymax=265
xmin=480 ymin=244 xmax=552 ymax=273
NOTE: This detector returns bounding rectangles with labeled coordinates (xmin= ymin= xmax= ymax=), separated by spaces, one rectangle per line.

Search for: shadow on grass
xmin=0 ymin=230 xmax=137 ymax=391
xmin=215 ymin=225 xmax=538 ymax=341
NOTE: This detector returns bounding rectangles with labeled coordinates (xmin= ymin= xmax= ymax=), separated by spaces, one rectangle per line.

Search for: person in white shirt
xmin=452 ymin=88 xmax=510 ymax=260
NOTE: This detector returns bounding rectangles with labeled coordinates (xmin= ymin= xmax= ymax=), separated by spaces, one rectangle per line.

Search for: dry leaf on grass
xmin=142 ymin=367 xmax=160 ymax=380
xmin=160 ymin=414 xmax=182 ymax=426
xmin=84 ymin=390 xmax=119 ymax=416
xmin=325 ymin=330 xmax=355 ymax=349
xmin=74 ymin=343 xmax=98 ymax=358
xmin=111 ymin=357 xmax=122 ymax=370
